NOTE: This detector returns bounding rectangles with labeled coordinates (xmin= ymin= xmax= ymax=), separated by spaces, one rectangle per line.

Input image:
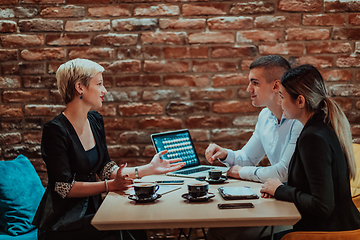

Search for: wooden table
xmin=91 ymin=175 xmax=300 ymax=231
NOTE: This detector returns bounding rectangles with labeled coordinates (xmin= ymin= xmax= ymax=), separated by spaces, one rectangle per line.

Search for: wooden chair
xmin=281 ymin=229 xmax=360 ymax=240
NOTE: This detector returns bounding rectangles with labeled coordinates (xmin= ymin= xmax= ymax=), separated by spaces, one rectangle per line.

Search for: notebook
xmin=151 ymin=129 xmax=229 ymax=178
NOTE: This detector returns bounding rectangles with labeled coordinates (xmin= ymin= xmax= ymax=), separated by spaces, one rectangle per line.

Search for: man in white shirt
xmin=206 ymin=55 xmax=303 ymax=240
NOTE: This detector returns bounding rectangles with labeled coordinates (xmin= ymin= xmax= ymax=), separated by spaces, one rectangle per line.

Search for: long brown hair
xmin=281 ymin=64 xmax=356 ymax=180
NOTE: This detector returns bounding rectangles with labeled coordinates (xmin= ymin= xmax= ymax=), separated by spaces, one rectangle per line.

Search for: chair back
xmin=281 ymin=229 xmax=360 ymax=240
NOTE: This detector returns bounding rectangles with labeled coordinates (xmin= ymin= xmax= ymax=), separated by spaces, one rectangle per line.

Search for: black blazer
xmin=33 ymin=111 xmax=112 ymax=231
xmin=275 ymin=111 xmax=360 ymax=231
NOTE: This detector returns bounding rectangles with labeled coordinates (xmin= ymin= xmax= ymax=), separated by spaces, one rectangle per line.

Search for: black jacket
xmin=33 ymin=111 xmax=111 ymax=231
xmin=275 ymin=111 xmax=360 ymax=231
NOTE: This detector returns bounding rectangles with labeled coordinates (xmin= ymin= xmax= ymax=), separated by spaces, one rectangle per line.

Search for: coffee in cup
xmin=209 ymin=169 xmax=222 ymax=180
xmin=187 ymin=182 xmax=209 ymax=198
xmin=134 ymin=183 xmax=159 ymax=199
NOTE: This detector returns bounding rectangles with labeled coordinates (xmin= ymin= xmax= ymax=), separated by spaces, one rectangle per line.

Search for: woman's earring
xmin=80 ymin=92 xmax=83 ymax=100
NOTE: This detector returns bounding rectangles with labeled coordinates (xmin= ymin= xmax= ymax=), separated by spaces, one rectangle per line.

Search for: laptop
xmin=151 ymin=129 xmax=229 ymax=178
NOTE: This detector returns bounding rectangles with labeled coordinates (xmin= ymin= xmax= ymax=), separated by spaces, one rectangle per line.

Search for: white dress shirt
xmin=221 ymin=108 xmax=303 ymax=182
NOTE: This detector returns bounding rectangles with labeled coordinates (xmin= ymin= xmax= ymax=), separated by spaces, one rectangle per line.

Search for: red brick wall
xmin=1 ymin=0 xmax=360 ymax=185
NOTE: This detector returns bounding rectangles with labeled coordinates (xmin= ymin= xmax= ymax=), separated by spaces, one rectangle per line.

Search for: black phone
xmin=155 ymin=180 xmax=184 ymax=185
xmin=218 ymin=203 xmax=254 ymax=209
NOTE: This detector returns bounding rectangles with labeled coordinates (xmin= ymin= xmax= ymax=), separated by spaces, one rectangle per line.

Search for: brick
xmin=49 ymin=89 xmax=62 ymax=103
xmin=88 ymin=5 xmax=131 ymax=17
xmin=230 ymin=2 xmax=275 ymax=14
xmin=285 ymin=28 xmax=330 ymax=41
xmin=15 ymin=7 xmax=38 ymax=18
xmin=186 ymin=116 xmax=229 ymax=128
xmin=0 ymin=0 xmax=17 ymax=4
xmin=117 ymin=46 xmax=162 ymax=60
xmin=190 ymin=88 xmax=234 ymax=100
xmin=212 ymin=73 xmax=248 ymax=87
xmin=212 ymin=101 xmax=257 ymax=113
xmin=212 ymin=46 xmax=257 ymax=59
xmin=329 ymin=84 xmax=360 ymax=97
xmin=289 ymin=56 xmax=333 ymax=68
xmin=189 ymin=32 xmax=234 ymax=44
xmin=105 ymin=60 xmax=141 ymax=74
xmin=238 ymin=86 xmax=251 ymax=99
xmin=352 ymin=125 xmax=360 ymax=136
xmin=0 ymin=49 xmax=17 ymax=62
xmin=165 ymin=102 xmax=209 ymax=116
xmin=325 ymin=0 xmax=360 ymax=12
xmin=183 ymin=3 xmax=227 ymax=16
xmin=144 ymin=60 xmax=188 ymax=73
xmin=333 ymin=28 xmax=360 ymax=40
xmin=3 ymin=90 xmax=48 ymax=103
xmin=233 ymin=115 xmax=258 ymax=126
xmin=241 ymin=59 xmax=255 ymax=70
xmin=349 ymin=13 xmax=360 ymax=25
xmin=278 ymin=0 xmax=322 ymax=12
xmin=68 ymin=47 xmax=115 ymax=60
xmin=116 ymin=75 xmax=161 ymax=87
xmin=259 ymin=43 xmax=304 ymax=55
xmin=3 ymin=62 xmax=46 ymax=75
xmin=355 ymin=42 xmax=360 ymax=55
xmin=192 ymin=61 xmax=237 ymax=72
xmin=104 ymin=118 xmax=136 ymax=130
xmin=255 ymin=15 xmax=300 ymax=28
xmin=189 ymin=129 xmax=210 ymax=142
xmin=46 ymin=34 xmax=90 ymax=46
xmin=143 ymin=145 xmax=156 ymax=158
xmin=134 ymin=4 xmax=179 ymax=16
xmin=211 ymin=128 xmax=253 ymax=142
xmin=118 ymin=103 xmax=163 ymax=116
xmin=319 ymin=69 xmax=352 ymax=81
xmin=138 ymin=116 xmax=182 ymax=129
xmin=113 ymin=18 xmax=157 ymax=31
xmin=119 ymin=131 xmax=152 ymax=144
xmin=20 ymin=0 xmax=64 ymax=3
xmin=0 ymin=76 xmax=21 ymax=89
xmin=4 ymin=145 xmax=41 ymax=159
xmin=21 ymin=48 xmax=66 ymax=61
xmin=303 ymin=14 xmax=346 ymax=26
xmin=208 ymin=17 xmax=253 ymax=30
xmin=336 ymin=56 xmax=360 ymax=68
xmin=0 ymin=132 xmax=21 ymax=145
xmin=0 ymin=105 xmax=23 ymax=118
xmin=164 ymin=47 xmax=207 ymax=59
xmin=24 ymin=131 xmax=42 ymax=145
xmin=107 ymin=145 xmax=140 ymax=158
xmin=159 ymin=18 xmax=205 ymax=30
xmin=141 ymin=32 xmax=187 ymax=45
xmin=0 ymin=20 xmax=16 ymax=32
xmin=40 ymin=5 xmax=85 ymax=18
xmin=30 ymin=158 xmax=47 ymax=172
xmin=68 ymin=0 xmax=111 ymax=3
xmin=104 ymin=90 xmax=139 ymax=102
xmin=24 ymin=104 xmax=65 ymax=116
xmin=23 ymin=76 xmax=57 ymax=88
xmin=357 ymin=71 xmax=360 ymax=81
xmin=164 ymin=75 xmax=208 ymax=87
xmin=306 ymin=42 xmax=351 ymax=54
xmin=1 ymin=118 xmax=22 ymax=131
xmin=96 ymin=104 xmax=117 ymax=117
xmin=0 ymin=8 xmax=14 ymax=18
xmin=142 ymin=89 xmax=187 ymax=101
xmin=237 ymin=30 xmax=282 ymax=43
xmin=19 ymin=19 xmax=62 ymax=32
xmin=333 ymin=97 xmax=352 ymax=111
xmin=65 ymin=20 xmax=110 ymax=32
xmin=93 ymin=33 xmax=137 ymax=46
xmin=1 ymin=34 xmax=43 ymax=47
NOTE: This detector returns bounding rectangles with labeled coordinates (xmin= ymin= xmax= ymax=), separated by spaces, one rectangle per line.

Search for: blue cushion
xmin=0 ymin=229 xmax=37 ymax=240
xmin=0 ymin=155 xmax=44 ymax=236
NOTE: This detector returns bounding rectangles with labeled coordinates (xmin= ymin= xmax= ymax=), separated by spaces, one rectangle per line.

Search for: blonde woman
xmin=33 ymin=59 xmax=185 ymax=240
xmin=261 ymin=64 xmax=360 ymax=232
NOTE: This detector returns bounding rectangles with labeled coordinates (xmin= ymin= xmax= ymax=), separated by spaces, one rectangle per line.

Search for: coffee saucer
xmin=206 ymin=177 xmax=227 ymax=184
xmin=128 ymin=193 xmax=161 ymax=203
xmin=181 ymin=193 xmax=215 ymax=202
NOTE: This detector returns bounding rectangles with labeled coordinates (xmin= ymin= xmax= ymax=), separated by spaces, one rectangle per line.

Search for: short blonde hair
xmin=56 ymin=58 xmax=105 ymax=104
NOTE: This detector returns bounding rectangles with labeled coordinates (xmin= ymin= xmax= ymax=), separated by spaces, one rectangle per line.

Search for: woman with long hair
xmin=260 ymin=64 xmax=360 ymax=231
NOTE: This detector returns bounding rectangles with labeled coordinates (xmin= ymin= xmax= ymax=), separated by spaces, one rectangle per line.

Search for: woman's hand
xmin=148 ymin=150 xmax=186 ymax=175
xmin=260 ymin=178 xmax=283 ymax=198
xmin=108 ymin=163 xmax=133 ymax=192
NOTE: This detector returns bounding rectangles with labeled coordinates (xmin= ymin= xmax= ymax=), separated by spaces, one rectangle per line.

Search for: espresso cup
xmin=134 ymin=183 xmax=159 ymax=199
xmin=188 ymin=182 xmax=209 ymax=198
xmin=209 ymin=169 xmax=222 ymax=180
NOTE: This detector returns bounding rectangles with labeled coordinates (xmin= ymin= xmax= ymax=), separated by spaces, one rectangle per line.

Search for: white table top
xmin=91 ymin=175 xmax=300 ymax=231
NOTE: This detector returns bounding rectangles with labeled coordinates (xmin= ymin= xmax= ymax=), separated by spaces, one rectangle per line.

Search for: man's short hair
xmin=56 ymin=58 xmax=104 ymax=104
xmin=250 ymin=55 xmax=291 ymax=83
